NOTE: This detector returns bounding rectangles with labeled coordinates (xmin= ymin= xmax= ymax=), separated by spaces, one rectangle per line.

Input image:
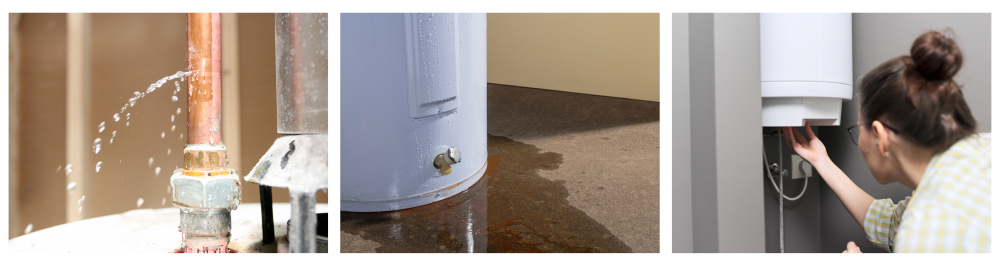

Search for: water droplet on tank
xmin=79 ymin=207 xmax=82 ymax=213
xmin=162 ymin=198 xmax=166 ymax=206
xmin=98 ymin=122 xmax=105 ymax=133
xmin=93 ymin=138 xmax=101 ymax=154
xmin=67 ymin=182 xmax=77 ymax=191
xmin=24 ymin=224 xmax=33 ymax=234
xmin=167 ymin=149 xmax=171 ymax=155
xmin=161 ymin=132 xmax=165 ymax=139
xmin=95 ymin=161 xmax=102 ymax=172
xmin=136 ymin=198 xmax=144 ymax=208
xmin=171 ymin=115 xmax=175 ymax=122
xmin=126 ymin=122 xmax=129 ymax=127
xmin=172 ymin=95 xmax=178 ymax=102
xmin=148 ymin=157 xmax=154 ymax=167
xmin=155 ymin=167 xmax=161 ymax=177
xmin=114 ymin=113 xmax=120 ymax=122
xmin=126 ymin=113 xmax=130 ymax=120
xmin=177 ymin=108 xmax=182 ymax=114
xmin=171 ymin=125 xmax=176 ymax=132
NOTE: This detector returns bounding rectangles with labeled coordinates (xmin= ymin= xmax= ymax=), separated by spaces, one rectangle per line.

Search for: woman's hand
xmin=842 ymin=241 xmax=862 ymax=253
xmin=782 ymin=121 xmax=829 ymax=165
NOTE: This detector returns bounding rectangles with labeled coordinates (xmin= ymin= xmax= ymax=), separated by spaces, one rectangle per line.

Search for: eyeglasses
xmin=846 ymin=122 xmax=898 ymax=146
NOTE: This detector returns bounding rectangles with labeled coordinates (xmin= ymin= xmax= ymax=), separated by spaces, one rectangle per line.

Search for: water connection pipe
xmin=170 ymin=13 xmax=241 ymax=253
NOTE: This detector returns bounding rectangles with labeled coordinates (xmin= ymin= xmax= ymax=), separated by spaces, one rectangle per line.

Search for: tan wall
xmin=10 ymin=13 xmax=326 ymax=238
xmin=13 ymin=13 xmax=68 ymax=239
xmin=487 ymin=13 xmax=660 ymax=102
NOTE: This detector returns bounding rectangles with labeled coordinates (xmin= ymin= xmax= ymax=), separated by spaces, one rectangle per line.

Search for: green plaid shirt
xmin=863 ymin=134 xmax=991 ymax=252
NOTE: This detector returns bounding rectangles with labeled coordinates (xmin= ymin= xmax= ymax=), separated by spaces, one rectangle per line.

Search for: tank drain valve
xmin=433 ymin=147 xmax=462 ymax=175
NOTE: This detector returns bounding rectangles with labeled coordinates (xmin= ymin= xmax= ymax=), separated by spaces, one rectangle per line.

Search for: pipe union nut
xmin=170 ymin=169 xmax=241 ymax=210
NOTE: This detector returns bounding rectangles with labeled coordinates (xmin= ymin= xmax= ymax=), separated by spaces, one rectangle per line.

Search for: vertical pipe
xmin=66 ymin=13 xmax=91 ymax=223
xmin=289 ymin=191 xmax=317 ymax=253
xmin=186 ymin=13 xmax=223 ymax=146
xmin=260 ymin=185 xmax=275 ymax=244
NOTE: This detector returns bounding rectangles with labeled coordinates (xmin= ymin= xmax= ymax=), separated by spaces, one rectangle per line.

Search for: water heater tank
xmin=761 ymin=13 xmax=852 ymax=127
xmin=341 ymin=13 xmax=487 ymax=212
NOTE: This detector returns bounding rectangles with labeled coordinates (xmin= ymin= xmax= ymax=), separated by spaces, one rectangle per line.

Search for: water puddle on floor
xmin=485 ymin=134 xmax=631 ymax=253
xmin=340 ymin=134 xmax=631 ymax=253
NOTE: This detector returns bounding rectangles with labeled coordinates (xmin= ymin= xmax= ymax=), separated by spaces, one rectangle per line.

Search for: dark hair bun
xmin=910 ymin=30 xmax=963 ymax=80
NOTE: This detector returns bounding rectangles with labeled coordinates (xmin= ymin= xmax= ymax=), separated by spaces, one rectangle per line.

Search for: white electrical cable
xmin=762 ymin=148 xmax=808 ymax=201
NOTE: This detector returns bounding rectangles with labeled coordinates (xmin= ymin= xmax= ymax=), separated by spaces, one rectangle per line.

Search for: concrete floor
xmin=341 ymin=84 xmax=659 ymax=252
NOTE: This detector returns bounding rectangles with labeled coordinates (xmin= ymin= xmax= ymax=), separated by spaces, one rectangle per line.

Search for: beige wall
xmin=487 ymin=13 xmax=659 ymax=102
xmin=10 ymin=13 xmax=326 ymax=239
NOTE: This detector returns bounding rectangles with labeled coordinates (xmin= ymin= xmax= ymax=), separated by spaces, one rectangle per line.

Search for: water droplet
xmin=126 ymin=113 xmax=130 ymax=120
xmin=161 ymin=132 xmax=165 ymax=139
xmin=93 ymin=138 xmax=101 ymax=154
xmin=95 ymin=161 xmax=102 ymax=172
xmin=113 ymin=113 xmax=120 ymax=122
xmin=67 ymin=182 xmax=77 ymax=191
xmin=167 ymin=149 xmax=171 ymax=155
xmin=136 ymin=198 xmax=144 ymax=208
xmin=155 ymin=167 xmax=161 ymax=177
xmin=24 ymin=224 xmax=33 ymax=234
xmin=148 ymin=157 xmax=154 ymax=167
xmin=162 ymin=198 xmax=166 ymax=206
xmin=78 ymin=207 xmax=82 ymax=213
xmin=126 ymin=122 xmax=129 ymax=127
xmin=128 ymin=97 xmax=136 ymax=107
xmin=56 ymin=165 xmax=62 ymax=172
xmin=98 ymin=122 xmax=106 ymax=133
xmin=171 ymin=125 xmax=176 ymax=132
xmin=177 ymin=108 xmax=182 ymax=114
xmin=172 ymin=95 xmax=178 ymax=102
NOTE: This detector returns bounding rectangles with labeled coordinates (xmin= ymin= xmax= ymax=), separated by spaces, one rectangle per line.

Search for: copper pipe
xmin=187 ymin=13 xmax=223 ymax=146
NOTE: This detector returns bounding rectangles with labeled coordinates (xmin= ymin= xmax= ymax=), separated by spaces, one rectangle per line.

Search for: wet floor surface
xmin=485 ymin=135 xmax=632 ymax=253
xmin=341 ymin=84 xmax=658 ymax=253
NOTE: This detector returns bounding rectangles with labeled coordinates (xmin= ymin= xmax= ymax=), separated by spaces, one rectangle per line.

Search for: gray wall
xmin=673 ymin=13 xmax=765 ymax=253
xmin=671 ymin=13 xmax=693 ymax=253
xmin=688 ymin=13 xmax=719 ymax=253
xmin=712 ymin=13 xmax=765 ymax=253
xmin=817 ymin=13 xmax=991 ymax=253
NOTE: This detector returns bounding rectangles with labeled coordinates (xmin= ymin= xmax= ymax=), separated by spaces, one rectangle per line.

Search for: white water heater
xmin=341 ymin=13 xmax=487 ymax=212
xmin=761 ymin=13 xmax=852 ymax=127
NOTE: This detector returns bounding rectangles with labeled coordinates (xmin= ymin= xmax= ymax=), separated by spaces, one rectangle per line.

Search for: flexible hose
xmin=762 ymin=148 xmax=808 ymax=201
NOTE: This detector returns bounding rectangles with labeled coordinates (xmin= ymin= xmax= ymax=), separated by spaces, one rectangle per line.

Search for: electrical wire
xmin=779 ymin=134 xmax=783 ymax=253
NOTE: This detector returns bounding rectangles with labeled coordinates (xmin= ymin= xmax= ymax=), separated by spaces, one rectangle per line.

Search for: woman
xmin=783 ymin=31 xmax=990 ymax=253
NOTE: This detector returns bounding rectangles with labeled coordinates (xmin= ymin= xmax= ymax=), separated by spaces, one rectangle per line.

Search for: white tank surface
xmin=761 ymin=13 xmax=853 ymax=127
xmin=341 ymin=13 xmax=487 ymax=212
